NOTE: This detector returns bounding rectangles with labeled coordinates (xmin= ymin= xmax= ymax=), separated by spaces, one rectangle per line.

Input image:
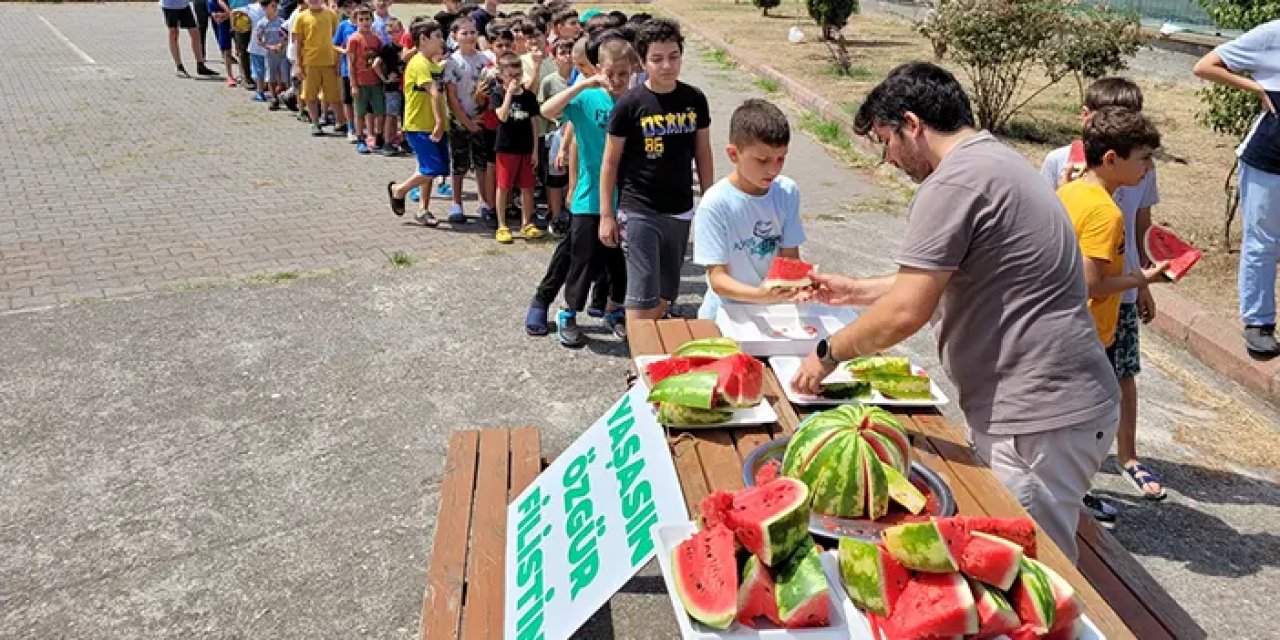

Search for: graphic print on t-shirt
xmin=639 ymin=107 xmax=701 ymax=158
xmin=731 ymin=220 xmax=782 ymax=258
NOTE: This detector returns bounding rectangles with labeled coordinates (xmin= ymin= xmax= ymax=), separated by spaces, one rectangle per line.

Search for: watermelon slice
xmin=1144 ymin=225 xmax=1202 ymax=282
xmin=693 ymin=352 xmax=764 ymax=408
xmin=699 ymin=490 xmax=736 ymax=530
xmin=932 ymin=516 xmax=970 ymax=566
xmin=881 ymin=463 xmax=926 ymax=514
xmin=642 ymin=356 xmax=711 ymax=387
xmin=960 ymin=531 xmax=1024 ymax=591
xmin=774 ymin=542 xmax=831 ymax=628
xmin=865 ymin=372 xmax=933 ymax=400
xmin=969 ymin=578 xmax=1021 ymax=639
xmin=1041 ymin=558 xmax=1083 ymax=636
xmin=882 ymin=572 xmax=979 ymax=638
xmin=737 ymin=555 xmax=782 ymax=627
xmin=671 ymin=525 xmax=739 ymax=629
xmin=762 ymin=256 xmax=817 ymax=290
xmin=647 ymin=371 xmax=719 ymax=410
xmin=846 ymin=355 xmax=912 ymax=377
xmin=1010 ymin=557 xmax=1056 ymax=634
xmin=657 ymin=403 xmax=733 ymax=426
xmin=726 ymin=476 xmax=812 ymax=567
xmin=671 ymin=337 xmax=742 ymax=359
xmin=860 ymin=437 xmax=890 ymax=520
xmin=838 ymin=538 xmax=909 ymax=616
xmin=754 ymin=458 xmax=782 ymax=486
xmin=881 ymin=521 xmax=959 ymax=573
xmin=942 ymin=516 xmax=1038 ymax=558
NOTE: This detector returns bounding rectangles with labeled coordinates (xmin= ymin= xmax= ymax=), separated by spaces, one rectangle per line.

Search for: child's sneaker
xmin=587 ymin=306 xmax=605 ymax=318
xmin=480 ymin=205 xmax=498 ymax=230
xmin=415 ymin=211 xmax=439 ymax=227
xmin=437 ymin=182 xmax=452 ymax=197
xmin=550 ymin=213 xmax=571 ymax=237
xmin=196 ymin=63 xmax=218 ymax=76
xmin=268 ymin=98 xmax=281 ymax=111
xmin=525 ymin=303 xmax=549 ymax=336
xmin=378 ymin=145 xmax=399 ymax=157
xmin=310 ymin=123 xmax=324 ymax=136
xmin=408 ymin=186 xmax=420 ymax=202
xmin=356 ymin=140 xmax=370 ymax=154
xmin=604 ymin=308 xmax=627 ymax=339
xmin=447 ymin=204 xmax=466 ymax=224
xmin=556 ymin=309 xmax=586 ymax=348
xmin=521 ymin=223 xmax=545 ymax=240
xmin=176 ymin=64 xmax=191 ymax=78
xmin=495 ymin=226 xmax=514 ymax=244
xmin=252 ymin=92 xmax=268 ymax=102
xmin=333 ymin=123 xmax=348 ymax=135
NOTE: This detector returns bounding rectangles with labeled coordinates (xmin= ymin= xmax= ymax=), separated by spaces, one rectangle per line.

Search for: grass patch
xmin=481 ymin=247 xmax=505 ymax=256
xmin=826 ymin=64 xmax=876 ymax=80
xmin=813 ymin=213 xmax=846 ymax=222
xmin=249 ymin=271 xmax=299 ymax=284
xmin=798 ymin=112 xmax=849 ymax=150
xmin=843 ymin=196 xmax=905 ymax=215
xmin=700 ymin=47 xmax=736 ymax=69
xmin=383 ymin=250 xmax=415 ymax=267
xmin=756 ymin=76 xmax=781 ymax=93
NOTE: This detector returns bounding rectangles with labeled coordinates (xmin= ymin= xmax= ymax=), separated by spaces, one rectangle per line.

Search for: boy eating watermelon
xmin=692 ymin=99 xmax=810 ymax=319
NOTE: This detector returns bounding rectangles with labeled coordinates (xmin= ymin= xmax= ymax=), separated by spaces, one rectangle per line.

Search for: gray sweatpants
xmin=969 ymin=402 xmax=1119 ymax=563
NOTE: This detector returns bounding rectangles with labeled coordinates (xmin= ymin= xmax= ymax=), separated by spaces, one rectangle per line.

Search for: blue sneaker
xmin=604 ymin=308 xmax=627 ymax=339
xmin=252 ymin=92 xmax=268 ymax=102
xmin=437 ymin=182 xmax=453 ymax=196
xmin=409 ymin=186 xmax=420 ymax=202
xmin=556 ymin=309 xmax=585 ymax=348
xmin=356 ymin=140 xmax=370 ymax=154
xmin=525 ymin=304 xmax=549 ymax=336
xmin=447 ymin=203 xmax=466 ymax=224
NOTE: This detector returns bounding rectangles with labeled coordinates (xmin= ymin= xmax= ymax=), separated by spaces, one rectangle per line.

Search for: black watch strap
xmin=817 ymin=339 xmax=840 ymax=366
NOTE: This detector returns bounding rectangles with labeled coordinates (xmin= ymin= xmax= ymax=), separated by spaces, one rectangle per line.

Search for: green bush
xmin=807 ymin=0 xmax=859 ymax=40
xmin=754 ymin=0 xmax=782 ymax=16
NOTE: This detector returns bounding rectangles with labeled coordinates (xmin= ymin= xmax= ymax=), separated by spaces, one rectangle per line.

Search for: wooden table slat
xmin=628 ymin=320 xmax=665 ymax=358
xmin=686 ymin=319 xmax=721 ymax=339
xmin=656 ymin=318 xmax=696 ymax=352
xmin=731 ymin=427 xmax=776 ymax=471
xmin=459 ymin=430 xmax=511 ymax=640
xmin=695 ymin=430 xmax=748 ymax=494
xmin=1075 ymin=541 xmax=1176 ymax=640
xmin=422 ymin=431 xmax=480 ymax=640
xmin=508 ymin=428 xmax=542 ymax=501
xmin=671 ymin=435 xmax=710 ymax=517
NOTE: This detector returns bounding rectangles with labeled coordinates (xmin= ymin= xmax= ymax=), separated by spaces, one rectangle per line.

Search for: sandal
xmin=387 ymin=182 xmax=405 ymax=216
xmin=1123 ymin=463 xmax=1167 ymax=501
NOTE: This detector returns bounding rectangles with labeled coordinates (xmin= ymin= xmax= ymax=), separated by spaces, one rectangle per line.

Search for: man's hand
xmin=599 ymin=215 xmax=620 ymax=248
xmin=1137 ymin=285 xmax=1157 ymax=324
xmin=791 ymin=351 xmax=837 ymax=396
xmin=811 ymin=273 xmax=879 ymax=307
xmin=431 ymin=124 xmax=445 ymax=142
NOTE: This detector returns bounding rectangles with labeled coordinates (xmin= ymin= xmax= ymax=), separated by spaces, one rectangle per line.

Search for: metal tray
xmin=742 ymin=436 xmax=956 ymax=542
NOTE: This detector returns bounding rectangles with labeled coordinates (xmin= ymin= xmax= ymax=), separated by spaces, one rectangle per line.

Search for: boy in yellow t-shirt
xmin=292 ymin=0 xmax=347 ymax=136
xmin=1057 ymin=106 xmax=1168 ymax=348
xmin=386 ymin=19 xmax=449 ymax=227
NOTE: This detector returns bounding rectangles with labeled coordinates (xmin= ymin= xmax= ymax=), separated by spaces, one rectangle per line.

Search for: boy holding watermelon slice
xmin=692 ymin=99 xmax=810 ymax=319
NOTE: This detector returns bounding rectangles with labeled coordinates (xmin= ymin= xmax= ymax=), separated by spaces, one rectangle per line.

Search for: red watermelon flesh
xmin=727 ymin=477 xmax=812 ymax=567
xmin=671 ymin=525 xmax=739 ymax=629
xmin=755 ymin=458 xmax=782 ymax=486
xmin=1045 ymin=560 xmax=1083 ymax=635
xmin=932 ymin=516 xmax=970 ymax=567
xmin=693 ymin=353 xmax=765 ymax=408
xmin=948 ymin=516 xmax=1038 ymax=558
xmin=1144 ymin=225 xmax=1202 ymax=282
xmin=762 ymin=256 xmax=817 ymax=290
xmin=1043 ymin=616 xmax=1085 ymax=640
xmin=969 ymin=579 xmax=1021 ymax=639
xmin=883 ymin=572 xmax=978 ymax=639
xmin=960 ymin=531 xmax=1024 ymax=591
xmin=699 ymin=490 xmax=737 ymax=531
xmin=737 ymin=555 xmax=782 ymax=627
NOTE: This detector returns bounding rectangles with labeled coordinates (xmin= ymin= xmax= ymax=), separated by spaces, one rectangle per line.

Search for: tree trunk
xmin=1222 ymin=159 xmax=1240 ymax=250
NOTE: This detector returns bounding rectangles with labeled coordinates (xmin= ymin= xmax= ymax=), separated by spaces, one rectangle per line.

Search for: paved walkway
xmin=1 ymin=3 xmax=1278 ymax=639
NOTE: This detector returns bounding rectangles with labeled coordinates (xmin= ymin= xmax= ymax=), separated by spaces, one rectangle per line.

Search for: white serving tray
xmin=714 ymin=302 xmax=858 ymax=357
xmin=634 ymin=356 xmax=778 ymax=427
xmin=768 ymin=356 xmax=950 ymax=408
xmin=653 ymin=521 xmax=873 ymax=640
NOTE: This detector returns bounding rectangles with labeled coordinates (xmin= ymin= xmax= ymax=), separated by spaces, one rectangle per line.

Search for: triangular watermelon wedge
xmin=693 ymin=353 xmax=765 ymax=408
xmin=1144 ymin=225 xmax=1202 ymax=282
xmin=762 ymin=256 xmax=817 ymax=290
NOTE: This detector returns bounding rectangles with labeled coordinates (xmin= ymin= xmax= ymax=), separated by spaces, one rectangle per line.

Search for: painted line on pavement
xmin=38 ymin=14 xmax=98 ymax=66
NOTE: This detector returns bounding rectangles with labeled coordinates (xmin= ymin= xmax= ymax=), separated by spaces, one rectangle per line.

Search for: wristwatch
xmin=815 ymin=339 xmax=840 ymax=367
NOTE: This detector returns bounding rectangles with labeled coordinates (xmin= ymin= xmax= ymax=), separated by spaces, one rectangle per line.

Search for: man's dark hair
xmin=552 ymin=8 xmax=578 ymax=25
xmin=1082 ymin=106 xmax=1161 ymax=167
xmin=1084 ymin=77 xmax=1144 ymax=112
xmin=411 ymin=19 xmax=442 ymax=46
xmin=634 ymin=17 xmax=683 ymax=59
xmin=433 ymin=9 xmax=458 ymax=34
xmin=853 ymin=62 xmax=974 ymax=136
xmin=730 ymin=99 xmax=791 ymax=148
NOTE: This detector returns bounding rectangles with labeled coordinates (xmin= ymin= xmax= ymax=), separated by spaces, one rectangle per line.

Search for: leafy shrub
xmin=754 ymin=0 xmax=782 ymax=16
xmin=807 ymin=0 xmax=859 ymax=40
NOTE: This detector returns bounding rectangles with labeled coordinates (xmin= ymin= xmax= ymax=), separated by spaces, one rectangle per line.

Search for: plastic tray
xmin=768 ymin=356 xmax=950 ymax=408
xmin=634 ymin=356 xmax=779 ymax=427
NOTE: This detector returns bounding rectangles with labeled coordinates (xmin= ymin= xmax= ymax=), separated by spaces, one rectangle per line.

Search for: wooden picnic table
xmin=627 ymin=318 xmax=1204 ymax=640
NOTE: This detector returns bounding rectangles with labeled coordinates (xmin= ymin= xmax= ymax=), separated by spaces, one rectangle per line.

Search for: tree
xmin=755 ymin=0 xmax=782 ymax=16
xmin=807 ymin=0 xmax=858 ymax=41
xmin=1045 ymin=4 xmax=1145 ymax=103
xmin=1194 ymin=0 xmax=1280 ymax=246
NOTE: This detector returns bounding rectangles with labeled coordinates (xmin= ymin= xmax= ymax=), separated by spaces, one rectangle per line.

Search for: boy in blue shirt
xmin=693 ymin=99 xmax=807 ymax=319
xmin=333 ymin=9 xmax=359 ymax=139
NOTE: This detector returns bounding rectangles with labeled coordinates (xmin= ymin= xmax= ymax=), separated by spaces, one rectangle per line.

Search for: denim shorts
xmin=619 ymin=210 xmax=692 ymax=310
xmin=249 ymin=53 xmax=267 ymax=81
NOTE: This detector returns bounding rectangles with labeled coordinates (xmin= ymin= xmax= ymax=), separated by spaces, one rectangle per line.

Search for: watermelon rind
xmin=671 ymin=525 xmax=738 ymax=630
xmin=960 ymin=530 xmax=1024 ymax=591
xmin=860 ymin=437 xmax=890 ymax=520
xmin=881 ymin=462 xmax=927 ymax=515
xmin=642 ymin=356 xmax=699 ymax=388
xmin=846 ymin=355 xmax=912 ymax=377
xmin=1012 ymin=556 xmax=1057 ymax=634
xmin=865 ymin=372 xmax=933 ymax=399
xmin=656 ymin=403 xmax=732 ymax=426
xmin=1144 ymin=225 xmax=1202 ymax=282
xmin=819 ymin=380 xmax=872 ymax=400
xmin=804 ymin=432 xmax=866 ymax=517
xmin=968 ymin=578 xmax=1021 ymax=639
xmin=737 ymin=555 xmax=781 ymax=626
xmin=838 ymin=538 xmax=906 ymax=616
xmin=647 ymin=371 xmax=719 ymax=410
xmin=774 ymin=541 xmax=832 ymax=628
xmin=861 ymin=430 xmax=908 ymax=475
xmin=728 ymin=477 xmax=812 ymax=567
xmin=672 ymin=337 xmax=742 ymax=359
xmin=693 ymin=353 xmax=764 ymax=408
xmin=781 ymin=405 xmax=912 ymax=520
xmin=1038 ymin=558 xmax=1083 ymax=635
xmin=881 ymin=521 xmax=959 ymax=573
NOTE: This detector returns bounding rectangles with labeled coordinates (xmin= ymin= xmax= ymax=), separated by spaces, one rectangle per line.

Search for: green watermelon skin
xmin=846 ymin=355 xmax=912 ymax=377
xmin=671 ymin=337 xmax=742 ymax=359
xmin=693 ymin=353 xmax=764 ymax=408
xmin=865 ymin=372 xmax=933 ymax=399
xmin=781 ymin=405 xmax=912 ymax=519
xmin=861 ymin=430 xmax=908 ymax=475
xmin=737 ymin=555 xmax=781 ymax=627
xmin=774 ymin=542 xmax=831 ymax=628
xmin=1010 ymin=557 xmax=1057 ymax=634
xmin=838 ymin=538 xmax=909 ymax=616
xmin=860 ymin=437 xmax=890 ymax=519
xmin=883 ymin=571 xmax=978 ymax=638
xmin=969 ymin=578 xmax=1021 ymax=639
xmin=671 ymin=525 xmax=739 ymax=630
xmin=881 ymin=462 xmax=927 ymax=514
xmin=960 ymin=531 xmax=1024 ymax=591
xmin=805 ymin=432 xmax=866 ymax=517
xmin=642 ymin=356 xmax=715 ymax=387
xmin=656 ymin=403 xmax=732 ymax=426
xmin=647 ymin=371 xmax=719 ymax=410
xmin=881 ymin=521 xmax=959 ymax=573
xmin=726 ymin=477 xmax=812 ymax=567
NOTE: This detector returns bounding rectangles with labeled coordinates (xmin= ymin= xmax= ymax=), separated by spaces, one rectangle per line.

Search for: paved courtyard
xmin=2 ymin=3 xmax=1279 ymax=639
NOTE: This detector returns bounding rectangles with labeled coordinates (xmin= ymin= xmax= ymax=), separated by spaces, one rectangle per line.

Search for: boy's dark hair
xmin=627 ymin=12 xmax=652 ymax=25
xmin=411 ymin=19 xmax=442 ymax=45
xmin=262 ymin=0 xmax=277 ymax=6
xmin=450 ymin=16 xmax=474 ymax=33
xmin=487 ymin=21 xmax=514 ymax=42
xmin=1082 ymin=106 xmax=1161 ymax=167
xmin=351 ymin=5 xmax=372 ymax=19
xmin=583 ymin=14 xmax=612 ymax=35
xmin=552 ymin=8 xmax=578 ymax=25
xmin=634 ymin=17 xmax=683 ymax=59
xmin=527 ymin=6 xmax=551 ymax=27
xmin=1085 ymin=77 xmax=1144 ymax=112
xmin=606 ymin=11 xmax=628 ymax=27
xmin=524 ymin=21 xmax=545 ymax=38
xmin=853 ymin=61 xmax=974 ymax=136
xmin=730 ymin=99 xmax=791 ymax=148
xmin=498 ymin=52 xmax=522 ymax=69
xmin=587 ymin=28 xmax=634 ymax=65
xmin=553 ymin=38 xmax=575 ymax=55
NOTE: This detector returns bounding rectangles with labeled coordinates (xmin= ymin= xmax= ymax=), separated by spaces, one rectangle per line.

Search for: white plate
xmin=768 ymin=356 xmax=950 ymax=408
xmin=715 ymin=303 xmax=858 ymax=357
xmin=634 ymin=356 xmax=778 ymax=427
xmin=652 ymin=521 xmax=873 ymax=640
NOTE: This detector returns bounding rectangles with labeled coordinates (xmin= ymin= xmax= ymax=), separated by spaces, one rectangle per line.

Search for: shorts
xmin=354 ymin=83 xmax=386 ymax=118
xmin=300 ymin=65 xmax=341 ymax=102
xmin=1105 ymin=303 xmax=1141 ymax=380
xmin=210 ymin=16 xmax=233 ymax=52
xmin=250 ymin=53 xmax=267 ymax=81
xmin=162 ymin=6 xmax=197 ymax=29
xmin=406 ymin=131 xmax=450 ymax=177
xmin=542 ymin=130 xmax=568 ymax=188
xmin=496 ymin=152 xmax=535 ymax=189
xmin=385 ymin=91 xmax=404 ymax=118
xmin=266 ymin=51 xmax=289 ymax=84
xmin=448 ymin=124 xmax=492 ymax=176
xmin=620 ymin=210 xmax=692 ymax=310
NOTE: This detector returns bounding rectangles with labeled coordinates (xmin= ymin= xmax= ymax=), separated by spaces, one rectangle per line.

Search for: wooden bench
xmin=421 ymin=428 xmax=542 ymax=640
xmin=628 ymin=318 xmax=1205 ymax=640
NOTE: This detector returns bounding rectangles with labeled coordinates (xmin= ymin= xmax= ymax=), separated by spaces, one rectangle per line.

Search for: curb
xmin=662 ymin=2 xmax=1280 ymax=403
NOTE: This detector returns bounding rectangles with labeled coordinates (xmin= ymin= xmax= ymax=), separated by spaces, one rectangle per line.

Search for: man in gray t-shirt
xmin=791 ymin=63 xmax=1119 ymax=561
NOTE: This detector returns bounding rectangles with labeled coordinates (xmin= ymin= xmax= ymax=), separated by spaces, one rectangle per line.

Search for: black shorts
xmin=341 ymin=81 xmax=353 ymax=106
xmin=163 ymin=6 xmax=197 ymax=29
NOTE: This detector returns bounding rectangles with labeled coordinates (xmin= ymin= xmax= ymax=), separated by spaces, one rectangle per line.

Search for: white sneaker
xmin=347 ymin=132 xmax=358 ymax=143
xmin=447 ymin=203 xmax=465 ymax=223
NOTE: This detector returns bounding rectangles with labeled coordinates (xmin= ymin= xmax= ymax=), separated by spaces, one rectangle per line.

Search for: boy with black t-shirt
xmin=494 ymin=53 xmax=544 ymax=244
xmin=600 ymin=18 xmax=713 ymax=324
xmin=375 ymin=16 xmax=406 ymax=155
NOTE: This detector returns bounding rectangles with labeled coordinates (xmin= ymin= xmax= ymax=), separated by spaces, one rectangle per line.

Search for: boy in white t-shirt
xmin=693 ymin=99 xmax=807 ymax=319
